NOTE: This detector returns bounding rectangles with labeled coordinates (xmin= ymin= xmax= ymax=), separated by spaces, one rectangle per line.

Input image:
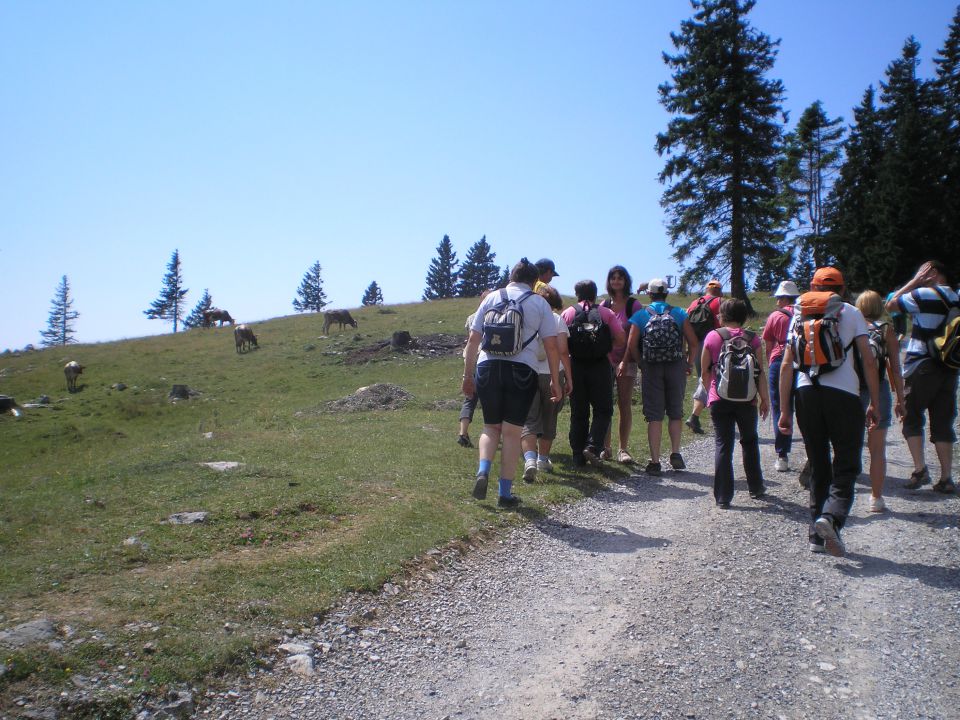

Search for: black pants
xmin=568 ymin=359 xmax=614 ymax=456
xmin=795 ymin=386 xmax=864 ymax=540
xmin=710 ymin=399 xmax=764 ymax=504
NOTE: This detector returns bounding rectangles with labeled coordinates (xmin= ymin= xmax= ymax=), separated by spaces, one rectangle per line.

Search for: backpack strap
xmin=716 ymin=327 xmax=731 ymax=341
xmin=627 ymin=296 xmax=637 ymax=317
xmin=601 ymin=298 xmax=611 ymax=309
xmin=776 ymin=308 xmax=792 ymax=319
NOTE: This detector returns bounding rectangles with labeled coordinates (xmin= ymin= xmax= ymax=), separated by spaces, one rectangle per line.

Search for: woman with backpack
xmin=700 ymin=298 xmax=770 ymax=508
xmin=855 ymin=290 xmax=905 ymax=512
xmin=601 ymin=265 xmax=643 ymax=464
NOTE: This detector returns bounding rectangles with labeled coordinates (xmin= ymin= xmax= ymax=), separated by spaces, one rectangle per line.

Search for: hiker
xmin=521 ymin=284 xmax=573 ymax=481
xmin=561 ymin=280 xmax=626 ymax=466
xmin=463 ymin=259 xmax=563 ymax=508
xmin=534 ymin=258 xmax=559 ymax=293
xmin=601 ymin=265 xmax=642 ymax=464
xmin=855 ymin=290 xmax=905 ymax=513
xmin=457 ymin=290 xmax=492 ymax=448
xmin=778 ymin=267 xmax=880 ymax=557
xmin=685 ymin=280 xmax=723 ymax=435
xmin=700 ymin=298 xmax=769 ymax=507
xmin=625 ymin=278 xmax=699 ymax=475
xmin=884 ymin=260 xmax=959 ymax=494
xmin=761 ymin=280 xmax=800 ymax=472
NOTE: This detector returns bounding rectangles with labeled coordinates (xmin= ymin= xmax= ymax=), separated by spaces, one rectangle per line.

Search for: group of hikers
xmin=458 ymin=257 xmax=960 ymax=558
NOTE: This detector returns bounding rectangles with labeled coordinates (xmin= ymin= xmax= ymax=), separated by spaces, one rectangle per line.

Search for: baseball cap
xmin=773 ymin=280 xmax=800 ymax=298
xmin=647 ymin=278 xmax=668 ymax=294
xmin=706 ymin=279 xmax=722 ymax=290
xmin=812 ymin=267 xmax=844 ymax=287
xmin=535 ymin=258 xmax=559 ymax=276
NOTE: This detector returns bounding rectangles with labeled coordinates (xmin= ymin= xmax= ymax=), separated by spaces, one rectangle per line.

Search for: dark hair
xmin=928 ymin=259 xmax=954 ymax=286
xmin=537 ymin=284 xmax=562 ymax=310
xmin=574 ymin=280 xmax=598 ymax=303
xmin=509 ymin=257 xmax=540 ymax=286
xmin=605 ymin=265 xmax=633 ymax=297
xmin=719 ymin=298 xmax=748 ymax=325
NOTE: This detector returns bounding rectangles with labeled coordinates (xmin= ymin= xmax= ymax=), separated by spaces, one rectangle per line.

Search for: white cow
xmin=64 ymin=361 xmax=84 ymax=392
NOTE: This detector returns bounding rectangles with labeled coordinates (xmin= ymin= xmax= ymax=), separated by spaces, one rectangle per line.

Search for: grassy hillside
xmin=0 ymin=292 xmax=777 ymax=710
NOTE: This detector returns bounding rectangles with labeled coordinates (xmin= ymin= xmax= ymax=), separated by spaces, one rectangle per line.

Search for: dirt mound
xmin=325 ymin=383 xmax=413 ymax=412
xmin=343 ymin=333 xmax=464 ymax=365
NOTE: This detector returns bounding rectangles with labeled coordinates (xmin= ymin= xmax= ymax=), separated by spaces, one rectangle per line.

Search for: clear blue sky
xmin=2 ymin=1 xmax=957 ymax=350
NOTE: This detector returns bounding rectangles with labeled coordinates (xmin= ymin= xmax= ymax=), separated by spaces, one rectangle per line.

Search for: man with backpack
xmin=778 ymin=267 xmax=880 ymax=557
xmin=884 ymin=260 xmax=959 ymax=494
xmin=624 ymin=278 xmax=699 ymax=475
xmin=561 ymin=280 xmax=626 ymax=466
xmin=761 ymin=280 xmax=799 ymax=471
xmin=685 ymin=280 xmax=723 ymax=434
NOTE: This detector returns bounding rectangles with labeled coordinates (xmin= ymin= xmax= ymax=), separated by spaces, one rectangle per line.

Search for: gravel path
xmin=198 ymin=420 xmax=960 ymax=720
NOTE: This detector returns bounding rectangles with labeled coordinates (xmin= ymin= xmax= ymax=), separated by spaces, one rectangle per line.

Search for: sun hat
xmin=773 ymin=280 xmax=800 ymax=298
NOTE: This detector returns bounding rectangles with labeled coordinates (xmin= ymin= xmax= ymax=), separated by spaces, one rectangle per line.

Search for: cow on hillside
xmin=234 ymin=324 xmax=258 ymax=353
xmin=322 ymin=310 xmax=358 ymax=335
xmin=64 ymin=361 xmax=84 ymax=392
xmin=202 ymin=308 xmax=235 ymax=327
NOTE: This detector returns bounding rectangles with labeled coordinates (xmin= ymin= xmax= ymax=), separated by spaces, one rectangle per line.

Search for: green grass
xmin=0 ymin=292 xmax=778 ymax=707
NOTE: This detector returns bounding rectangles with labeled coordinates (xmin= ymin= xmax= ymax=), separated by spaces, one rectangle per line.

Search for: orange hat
xmin=812 ymin=267 xmax=845 ymax=287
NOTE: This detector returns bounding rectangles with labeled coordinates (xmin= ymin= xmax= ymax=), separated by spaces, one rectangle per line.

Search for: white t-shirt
xmin=531 ymin=313 xmax=569 ymax=374
xmin=469 ymin=283 xmax=558 ymax=370
xmin=790 ymin=302 xmax=868 ymax=397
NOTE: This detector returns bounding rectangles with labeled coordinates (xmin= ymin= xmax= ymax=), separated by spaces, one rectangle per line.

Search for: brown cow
xmin=234 ymin=324 xmax=258 ymax=353
xmin=64 ymin=361 xmax=84 ymax=392
xmin=322 ymin=310 xmax=358 ymax=335
xmin=202 ymin=308 xmax=235 ymax=327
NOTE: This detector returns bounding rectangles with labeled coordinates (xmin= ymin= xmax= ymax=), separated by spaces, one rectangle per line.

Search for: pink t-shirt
xmin=761 ymin=306 xmax=793 ymax=362
xmin=703 ymin=327 xmax=762 ymax=405
xmin=561 ymin=301 xmax=626 ymax=366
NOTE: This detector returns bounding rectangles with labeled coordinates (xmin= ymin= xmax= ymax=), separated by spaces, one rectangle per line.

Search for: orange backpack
xmin=789 ymin=292 xmax=850 ymax=381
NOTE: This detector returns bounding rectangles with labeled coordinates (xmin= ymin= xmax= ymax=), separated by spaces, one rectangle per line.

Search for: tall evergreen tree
xmin=780 ymin=101 xmax=844 ymax=270
xmin=422 ymin=234 xmax=459 ymax=300
xmin=292 ymin=261 xmax=328 ymax=312
xmin=657 ymin=0 xmax=788 ymax=313
xmin=933 ymin=7 xmax=960 ymax=261
xmin=184 ymin=289 xmax=214 ymax=329
xmin=361 ymin=281 xmax=384 ymax=306
xmin=39 ymin=274 xmax=79 ymax=347
xmin=497 ymin=265 xmax=511 ymax=288
xmin=456 ymin=236 xmax=500 ymax=297
xmin=144 ymin=249 xmax=188 ymax=332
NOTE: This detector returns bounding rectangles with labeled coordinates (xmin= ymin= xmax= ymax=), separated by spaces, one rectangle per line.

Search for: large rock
xmin=0 ymin=619 xmax=56 ymax=647
xmin=166 ymin=512 xmax=209 ymax=525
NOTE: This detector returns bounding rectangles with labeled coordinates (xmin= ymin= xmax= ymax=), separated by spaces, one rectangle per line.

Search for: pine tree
xmin=292 ymin=261 xmax=328 ymax=312
xmin=422 ymin=234 xmax=459 ymax=300
xmin=780 ymin=101 xmax=845 ymax=269
xmin=498 ymin=265 xmax=510 ymax=288
xmin=144 ymin=249 xmax=188 ymax=332
xmin=39 ymin=275 xmax=79 ymax=347
xmin=361 ymin=281 xmax=384 ymax=306
xmin=933 ymin=7 xmax=960 ymax=266
xmin=184 ymin=289 xmax=214 ymax=329
xmin=657 ymin=0 xmax=788 ymax=313
xmin=456 ymin=236 xmax=500 ymax=297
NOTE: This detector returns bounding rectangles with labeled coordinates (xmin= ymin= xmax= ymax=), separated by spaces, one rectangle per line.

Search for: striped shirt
xmin=897 ymin=285 xmax=960 ymax=376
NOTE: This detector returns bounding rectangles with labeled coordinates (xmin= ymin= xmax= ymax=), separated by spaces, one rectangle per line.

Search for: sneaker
xmin=522 ymin=458 xmax=538 ymax=484
xmin=536 ymin=457 xmax=554 ymax=473
xmin=457 ymin=434 xmax=473 ymax=448
xmin=809 ymin=540 xmax=826 ymax=553
xmin=669 ymin=452 xmax=686 ymax=470
xmin=932 ymin=477 xmax=957 ymax=494
xmin=600 ymin=448 xmax=613 ymax=462
xmin=617 ymin=449 xmax=635 ymax=465
xmin=497 ymin=494 xmax=522 ymax=508
xmin=583 ymin=447 xmax=603 ymax=467
xmin=775 ymin=456 xmax=789 ymax=472
xmin=869 ymin=495 xmax=887 ymax=513
xmin=685 ymin=415 xmax=704 ymax=434
xmin=716 ymin=501 xmax=731 ymax=509
xmin=814 ymin=516 xmax=845 ymax=558
xmin=472 ymin=472 xmax=489 ymax=500
xmin=905 ymin=466 xmax=931 ymax=490
xmin=749 ymin=489 xmax=766 ymax=500
xmin=645 ymin=460 xmax=662 ymax=476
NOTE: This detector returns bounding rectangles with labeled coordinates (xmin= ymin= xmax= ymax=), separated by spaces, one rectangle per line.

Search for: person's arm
xmin=778 ymin=345 xmax=795 ymax=436
xmin=884 ymin=324 xmax=905 ymax=420
xmin=682 ymin=319 xmax=699 ymax=376
xmin=462 ymin=330 xmax=482 ymax=397
xmin=885 ymin=261 xmax=938 ymax=313
xmin=755 ymin=338 xmax=770 ymax=420
xmin=556 ymin=330 xmax=574 ymax=397
xmin=699 ymin=342 xmax=712 ymax=394
xmin=607 ymin=308 xmax=626 ymax=352
xmin=854 ymin=334 xmax=881 ymax=430
xmin=625 ymin=323 xmax=642 ymax=366
xmin=543 ymin=335 xmax=563 ymax=402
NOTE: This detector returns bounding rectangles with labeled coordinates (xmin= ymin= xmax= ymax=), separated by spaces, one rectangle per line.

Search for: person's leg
xmin=668 ymin=418 xmax=683 ymax=454
xmin=769 ymin=358 xmax=790 ymax=461
xmin=822 ymin=390 xmax=865 ymax=531
xmin=867 ymin=428 xmax=887 ymax=499
xmin=665 ymin=360 xmax=687 ymax=458
xmin=710 ymin=401 xmax=735 ymax=504
xmin=647 ymin=421 xmax=663 ymax=465
xmin=795 ymin=388 xmax=832 ymax=542
xmin=926 ymin=368 xmax=958 ymax=485
xmin=499 ymin=422 xmax=523 ymax=483
xmin=641 ymin=361 xmax=666 ymax=466
xmin=587 ymin=361 xmax=615 ymax=455
xmin=735 ymin=402 xmax=764 ymax=494
xmin=617 ymin=372 xmax=634 ymax=453
xmin=568 ymin=360 xmax=589 ymax=460
xmin=901 ymin=369 xmax=931 ymax=478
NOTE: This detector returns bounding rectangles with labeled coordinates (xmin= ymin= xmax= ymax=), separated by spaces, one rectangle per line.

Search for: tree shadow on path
xmin=535 ymin=519 xmax=671 ymax=554
xmin=837 ymin=551 xmax=960 ymax=591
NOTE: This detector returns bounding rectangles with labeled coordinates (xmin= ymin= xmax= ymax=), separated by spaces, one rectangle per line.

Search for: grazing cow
xmin=64 ymin=361 xmax=83 ymax=392
xmin=234 ymin=324 xmax=258 ymax=353
xmin=202 ymin=308 xmax=235 ymax=327
xmin=322 ymin=309 xmax=358 ymax=335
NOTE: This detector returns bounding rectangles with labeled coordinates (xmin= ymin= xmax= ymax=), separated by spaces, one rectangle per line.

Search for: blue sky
xmin=1 ymin=0 xmax=957 ymax=350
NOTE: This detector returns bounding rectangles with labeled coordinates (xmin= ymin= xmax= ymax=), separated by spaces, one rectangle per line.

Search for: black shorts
xmin=902 ymin=360 xmax=958 ymax=443
xmin=475 ymin=360 xmax=539 ymax=427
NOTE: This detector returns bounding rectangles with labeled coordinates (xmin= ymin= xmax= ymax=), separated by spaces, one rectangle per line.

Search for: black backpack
xmin=855 ymin=320 xmax=889 ymax=389
xmin=688 ymin=296 xmax=717 ymax=340
xmin=567 ymin=303 xmax=613 ymax=360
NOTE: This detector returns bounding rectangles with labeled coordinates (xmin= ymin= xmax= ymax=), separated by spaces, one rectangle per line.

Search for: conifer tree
xmin=361 ymin=281 xmax=384 ymax=306
xmin=657 ymin=0 xmax=788 ymax=313
xmin=184 ymin=289 xmax=214 ymax=329
xmin=497 ymin=265 xmax=510 ymax=288
xmin=456 ymin=236 xmax=500 ymax=297
xmin=292 ymin=261 xmax=328 ymax=312
xmin=40 ymin=274 xmax=79 ymax=347
xmin=422 ymin=234 xmax=459 ymax=300
xmin=933 ymin=7 xmax=960 ymax=266
xmin=144 ymin=249 xmax=188 ymax=332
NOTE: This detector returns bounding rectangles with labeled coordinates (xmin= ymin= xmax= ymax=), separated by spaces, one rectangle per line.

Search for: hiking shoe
xmin=749 ymin=489 xmax=766 ymax=500
xmin=932 ymin=477 xmax=957 ymax=494
xmin=497 ymin=494 xmax=522 ymax=508
xmin=617 ymin=449 xmax=635 ymax=465
xmin=716 ymin=501 xmax=731 ymax=509
xmin=869 ymin=495 xmax=887 ymax=513
xmin=583 ymin=447 xmax=603 ymax=467
xmin=685 ymin=415 xmax=704 ymax=434
xmin=457 ymin=434 xmax=473 ymax=448
xmin=522 ymin=458 xmax=538 ymax=484
xmin=775 ymin=456 xmax=789 ymax=472
xmin=905 ymin=467 xmax=931 ymax=490
xmin=537 ymin=457 xmax=554 ymax=473
xmin=814 ymin=516 xmax=845 ymax=558
xmin=600 ymin=448 xmax=613 ymax=461
xmin=809 ymin=540 xmax=826 ymax=553
xmin=645 ymin=460 xmax=662 ymax=476
xmin=669 ymin=452 xmax=686 ymax=470
xmin=472 ymin=472 xmax=489 ymax=500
